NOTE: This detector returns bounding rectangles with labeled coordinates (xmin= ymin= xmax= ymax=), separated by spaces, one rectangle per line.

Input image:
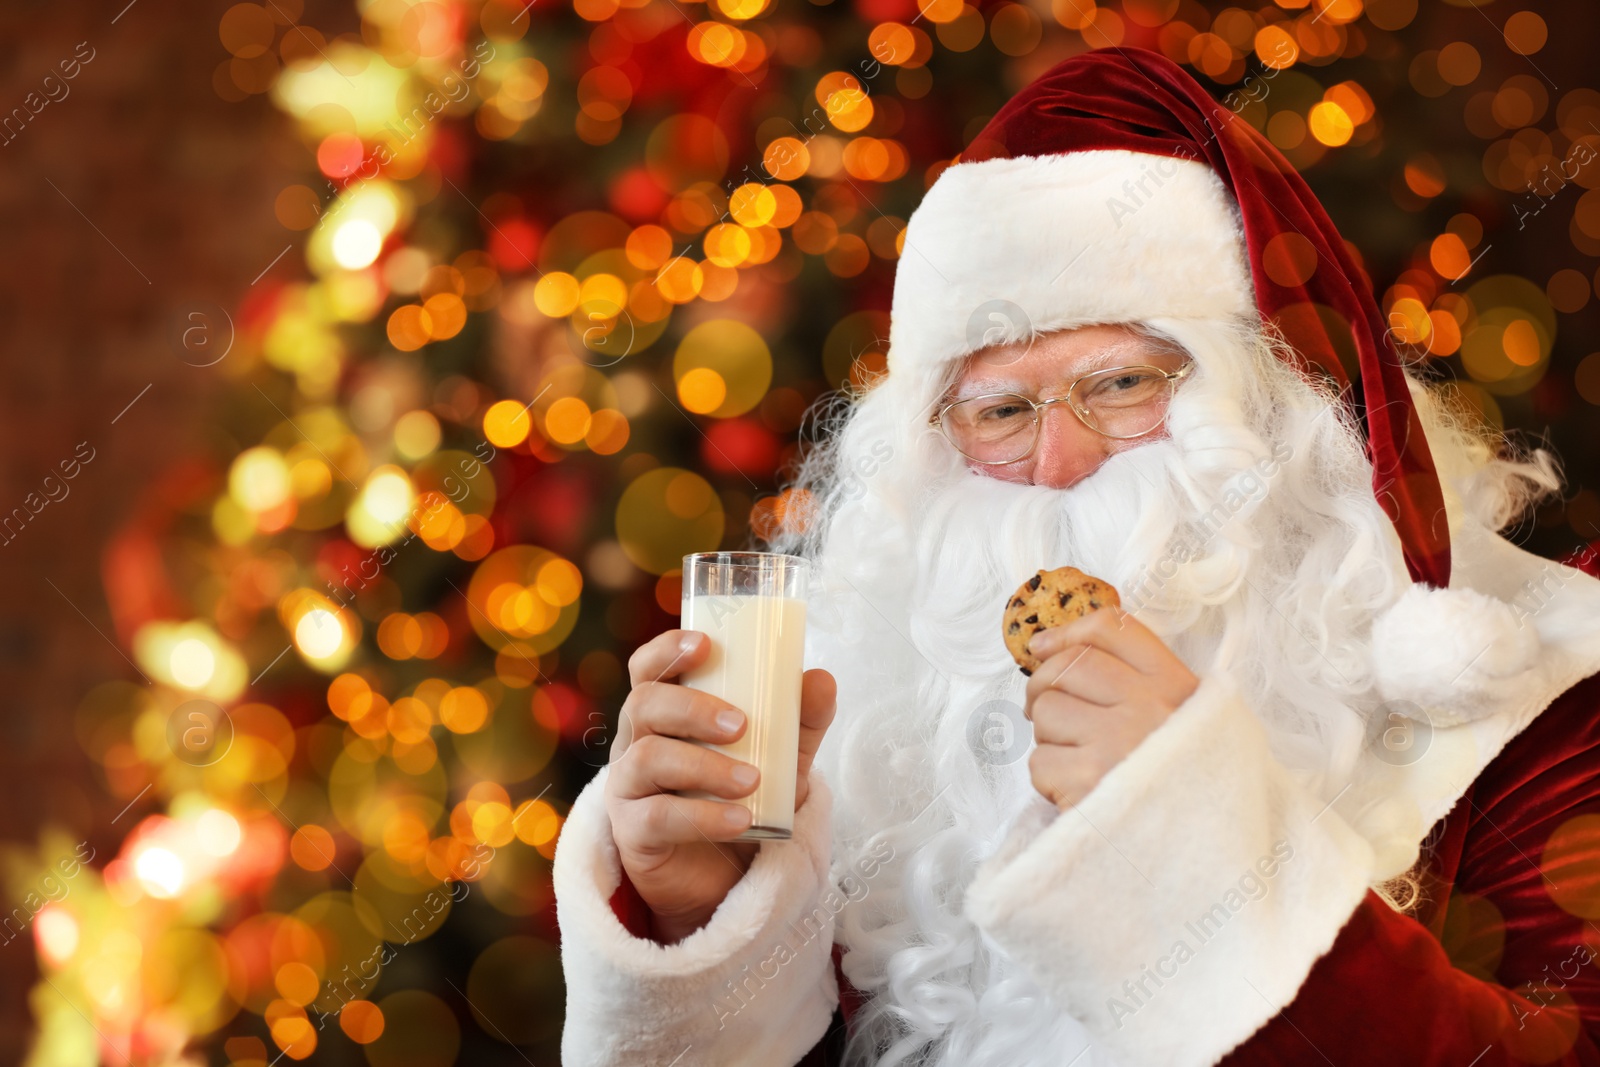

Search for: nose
xmin=1027 ymin=403 xmax=1116 ymax=489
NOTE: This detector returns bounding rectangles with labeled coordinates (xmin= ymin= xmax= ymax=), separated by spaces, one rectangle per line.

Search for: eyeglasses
xmin=928 ymin=361 xmax=1194 ymax=465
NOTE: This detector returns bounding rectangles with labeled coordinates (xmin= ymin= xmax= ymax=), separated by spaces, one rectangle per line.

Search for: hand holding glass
xmin=676 ymin=552 xmax=809 ymax=840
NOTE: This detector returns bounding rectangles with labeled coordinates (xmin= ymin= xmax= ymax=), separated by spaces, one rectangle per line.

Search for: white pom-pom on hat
xmin=1370 ymin=583 xmax=1542 ymax=728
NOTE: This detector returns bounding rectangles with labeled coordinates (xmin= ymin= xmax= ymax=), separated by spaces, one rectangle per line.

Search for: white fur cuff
xmin=554 ymin=764 xmax=840 ymax=1067
xmin=962 ymin=675 xmax=1376 ymax=1067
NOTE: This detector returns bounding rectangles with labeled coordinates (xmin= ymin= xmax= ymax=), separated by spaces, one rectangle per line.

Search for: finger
xmin=1026 ymin=645 xmax=1139 ymax=707
xmin=621 ymin=680 xmax=747 ymax=746
xmin=1030 ymin=608 xmax=1172 ymax=676
xmin=608 ymin=733 xmax=760 ymax=802
xmin=613 ymin=792 xmax=752 ymax=852
xmin=1028 ymin=744 xmax=1108 ymax=812
xmin=1028 ymin=688 xmax=1102 ymax=743
xmin=797 ymin=669 xmax=837 ymax=763
xmin=795 ymin=669 xmax=837 ymax=808
xmin=628 ymin=629 xmax=711 ymax=687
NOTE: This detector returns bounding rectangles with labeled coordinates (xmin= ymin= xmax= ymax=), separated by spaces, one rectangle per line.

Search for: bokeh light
xmin=33 ymin=1 xmax=1600 ymax=1063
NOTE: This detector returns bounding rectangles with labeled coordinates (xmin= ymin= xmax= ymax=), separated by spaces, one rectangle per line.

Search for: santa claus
xmin=552 ymin=46 xmax=1600 ymax=1067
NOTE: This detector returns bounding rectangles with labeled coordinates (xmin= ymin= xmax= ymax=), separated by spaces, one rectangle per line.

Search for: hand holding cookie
xmin=1003 ymin=567 xmax=1199 ymax=812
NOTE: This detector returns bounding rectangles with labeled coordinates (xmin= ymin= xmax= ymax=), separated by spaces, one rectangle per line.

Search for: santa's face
xmin=937 ymin=323 xmax=1190 ymax=490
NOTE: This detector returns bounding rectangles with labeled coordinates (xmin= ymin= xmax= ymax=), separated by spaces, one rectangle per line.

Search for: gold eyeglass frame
xmin=928 ymin=360 xmax=1195 ymax=465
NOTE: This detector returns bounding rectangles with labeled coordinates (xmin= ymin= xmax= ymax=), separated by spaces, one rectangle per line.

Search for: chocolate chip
xmin=1010 ymin=597 xmax=1024 ymax=608
xmin=1023 ymin=613 xmax=1038 ymax=624
xmin=1007 ymin=622 xmax=1019 ymax=633
xmin=1057 ymin=593 xmax=1070 ymax=606
xmin=1027 ymin=574 xmax=1041 ymax=591
xmin=1019 ymin=666 xmax=1032 ymax=676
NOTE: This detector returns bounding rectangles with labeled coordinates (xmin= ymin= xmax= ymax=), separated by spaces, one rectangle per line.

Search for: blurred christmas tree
xmin=13 ymin=0 xmax=1599 ymax=1063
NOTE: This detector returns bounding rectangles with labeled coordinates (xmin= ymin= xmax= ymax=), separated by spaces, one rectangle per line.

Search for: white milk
xmin=677 ymin=593 xmax=807 ymax=838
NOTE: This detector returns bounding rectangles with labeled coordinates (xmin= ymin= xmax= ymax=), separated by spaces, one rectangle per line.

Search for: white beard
xmin=806 ymin=441 xmax=1229 ymax=1067
xmin=777 ymin=318 xmax=1425 ymax=1066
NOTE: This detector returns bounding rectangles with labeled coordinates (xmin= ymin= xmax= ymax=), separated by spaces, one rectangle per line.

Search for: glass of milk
xmin=676 ymin=551 xmax=809 ymax=840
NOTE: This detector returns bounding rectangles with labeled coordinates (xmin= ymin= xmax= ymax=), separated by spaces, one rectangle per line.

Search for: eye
xmin=972 ymin=398 xmax=1032 ymax=422
xmin=1083 ymin=369 xmax=1165 ymax=405
xmin=1104 ymin=371 xmax=1156 ymax=391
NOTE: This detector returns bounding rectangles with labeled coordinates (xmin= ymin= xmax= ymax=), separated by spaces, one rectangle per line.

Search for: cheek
xmin=1112 ymin=425 xmax=1169 ymax=455
xmin=968 ymin=459 xmax=1030 ymax=484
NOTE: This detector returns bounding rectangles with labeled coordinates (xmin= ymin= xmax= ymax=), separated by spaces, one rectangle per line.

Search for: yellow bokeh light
xmin=465 ymin=545 xmax=583 ymax=654
xmin=347 ymin=466 xmax=414 ymax=548
xmin=472 ymin=801 xmax=516 ymax=847
xmin=171 ymin=638 xmax=217 ymax=689
xmin=230 ymin=447 xmax=293 ymax=513
xmin=585 ymin=409 xmax=630 ymax=455
xmin=1387 ymin=297 xmax=1433 ymax=346
xmin=677 ymin=367 xmax=727 ymax=413
xmin=394 ymin=409 xmax=441 ymax=460
xmin=536 ymin=558 xmax=583 ymax=607
xmin=196 ymin=809 xmax=242 ymax=856
xmin=533 ymin=272 xmax=581 ymax=317
xmin=513 ymin=799 xmax=561 ymax=846
xmin=704 ymin=223 xmax=753 ymax=268
xmin=386 ymin=696 xmax=434 ymax=744
xmin=35 ymin=907 xmax=78 ymax=966
xmin=868 ymin=23 xmax=918 ymax=65
xmin=413 ymin=496 xmax=466 ymax=551
xmin=762 ymin=137 xmax=809 ymax=182
xmin=578 ymin=272 xmax=628 ymax=317
xmin=1307 ymin=101 xmax=1353 ymax=146
xmin=331 ymin=219 xmax=384 ymax=270
xmin=136 ymin=620 xmax=247 ymax=698
xmin=134 ymin=847 xmax=185 ymax=899
xmin=439 ymin=687 xmax=490 ymax=733
xmin=1503 ymin=319 xmax=1542 ymax=366
xmin=295 ymin=608 xmax=344 ymax=659
xmin=422 ymin=292 xmax=467 ymax=340
xmin=545 ymin=397 xmax=593 ymax=445
xmin=615 ymin=467 xmax=725 ymax=575
xmin=305 ymin=179 xmax=405 ymax=277
xmin=655 ymin=257 xmax=705 ymax=303
xmin=714 ymin=0 xmax=768 ymax=17
xmin=729 ymin=183 xmax=778 ymax=227
xmin=673 ymin=319 xmax=772 ymax=417
xmin=483 ymin=399 xmax=532 ymax=448
xmin=289 ymin=457 xmax=332 ymax=500
xmin=1312 ymin=0 xmax=1362 ymax=25
xmin=269 ymin=1009 xmax=316 ymax=1058
xmin=276 ymin=962 xmax=321 ymax=1007
xmin=386 ymin=304 xmax=432 ymax=351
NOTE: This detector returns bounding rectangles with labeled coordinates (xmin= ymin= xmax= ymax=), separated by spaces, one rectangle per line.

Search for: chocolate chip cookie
xmin=1002 ymin=566 xmax=1121 ymax=675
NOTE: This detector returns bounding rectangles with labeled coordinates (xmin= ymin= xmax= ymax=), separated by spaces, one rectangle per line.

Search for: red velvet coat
xmin=606 ymin=666 xmax=1600 ymax=1065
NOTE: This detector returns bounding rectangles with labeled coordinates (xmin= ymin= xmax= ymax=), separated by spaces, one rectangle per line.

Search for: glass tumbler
xmin=676 ymin=551 xmax=809 ymax=840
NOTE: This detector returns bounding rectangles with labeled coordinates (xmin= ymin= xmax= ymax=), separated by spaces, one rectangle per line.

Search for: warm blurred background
xmin=1 ymin=0 xmax=1597 ymax=1062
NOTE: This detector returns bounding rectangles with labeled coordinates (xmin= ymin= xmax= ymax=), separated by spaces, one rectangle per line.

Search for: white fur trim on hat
xmin=886 ymin=148 xmax=1255 ymax=377
xmin=1369 ymin=583 xmax=1543 ymax=728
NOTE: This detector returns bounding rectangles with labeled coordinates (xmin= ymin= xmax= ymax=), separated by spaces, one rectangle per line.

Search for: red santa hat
xmin=883 ymin=46 xmax=1555 ymax=724
xmin=886 ymin=45 xmax=1451 ymax=590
